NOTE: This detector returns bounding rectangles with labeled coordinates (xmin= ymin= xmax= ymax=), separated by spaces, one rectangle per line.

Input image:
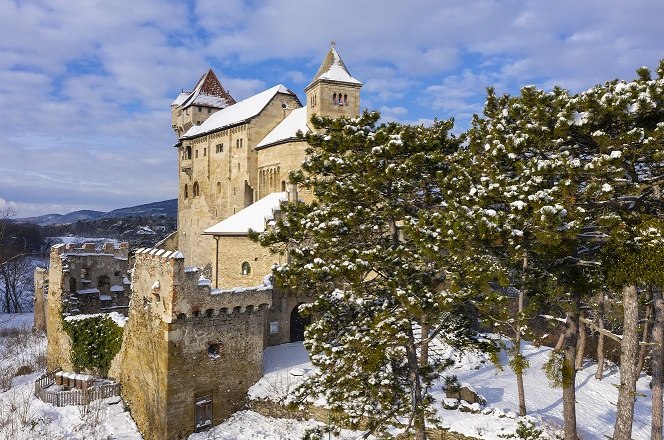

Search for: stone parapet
xmin=132 ymin=248 xmax=273 ymax=322
xmin=51 ymin=242 xmax=129 ymax=259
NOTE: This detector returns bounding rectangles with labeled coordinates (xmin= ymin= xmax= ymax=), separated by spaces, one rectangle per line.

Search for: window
xmin=241 ymin=262 xmax=251 ymax=275
xmin=197 ymin=106 xmax=202 ymax=112
xmin=333 ymin=92 xmax=337 ymax=104
xmin=185 ymin=146 xmax=192 ymax=160
xmin=269 ymin=322 xmax=279 ymax=334
xmin=184 ymin=184 xmax=188 ymax=199
xmin=203 ymin=147 xmax=206 ymax=156
xmin=216 ymin=182 xmax=221 ymax=194
xmin=237 ymin=163 xmax=240 ymax=172
xmin=208 ymin=108 xmax=212 ymax=114
xmin=208 ymin=342 xmax=223 ymax=358
xmin=193 ymin=182 xmax=200 ymax=197
xmin=216 ymin=143 xmax=223 ymax=153
xmin=344 ymin=94 xmax=348 ymax=106
xmin=194 ymin=394 xmax=213 ymax=431
xmin=195 ymin=149 xmax=199 ymax=158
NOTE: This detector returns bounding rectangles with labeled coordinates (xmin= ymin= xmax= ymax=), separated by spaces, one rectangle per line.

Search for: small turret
xmin=171 ymin=69 xmax=236 ymax=138
xmin=305 ymin=42 xmax=362 ymax=127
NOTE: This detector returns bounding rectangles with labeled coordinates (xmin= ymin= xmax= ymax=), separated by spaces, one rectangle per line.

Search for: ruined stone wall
xmin=115 ymin=248 xmax=272 ymax=440
xmin=33 ymin=267 xmax=48 ymax=332
xmin=45 ymin=242 xmax=130 ymax=372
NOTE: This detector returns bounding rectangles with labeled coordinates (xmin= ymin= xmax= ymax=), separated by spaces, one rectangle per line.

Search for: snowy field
xmin=0 ymin=313 xmax=657 ymax=439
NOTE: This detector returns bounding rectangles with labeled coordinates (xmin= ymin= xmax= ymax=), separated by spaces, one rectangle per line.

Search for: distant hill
xmin=101 ymin=199 xmax=178 ymax=219
xmin=19 ymin=210 xmax=105 ymax=226
xmin=18 ymin=199 xmax=177 ymax=226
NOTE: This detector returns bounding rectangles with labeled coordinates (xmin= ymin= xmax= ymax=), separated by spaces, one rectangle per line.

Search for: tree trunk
xmin=575 ymin=308 xmax=586 ymax=370
xmin=514 ymin=250 xmax=527 ymax=417
xmin=407 ymin=326 xmax=426 ymax=440
xmin=651 ymin=287 xmax=663 ymax=440
xmin=637 ymin=287 xmax=653 ymax=376
xmin=555 ymin=331 xmax=565 ymax=351
xmin=613 ymin=284 xmax=640 ymax=440
xmin=420 ymin=320 xmax=429 ymax=368
xmin=562 ymin=306 xmax=580 ymax=440
xmin=595 ymin=291 xmax=607 ymax=380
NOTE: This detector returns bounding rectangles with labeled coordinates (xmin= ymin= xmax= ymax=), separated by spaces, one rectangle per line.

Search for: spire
xmin=179 ymin=69 xmax=236 ymax=110
xmin=309 ymin=44 xmax=362 ymax=86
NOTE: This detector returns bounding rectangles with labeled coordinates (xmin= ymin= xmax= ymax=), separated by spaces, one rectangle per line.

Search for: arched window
xmin=344 ymin=94 xmax=348 ymax=106
xmin=281 ymin=180 xmax=286 ymax=191
xmin=332 ymin=93 xmax=337 ymax=104
xmin=185 ymin=146 xmax=192 ymax=160
xmin=216 ymin=181 xmax=221 ymax=195
xmin=241 ymin=262 xmax=251 ymax=275
xmin=193 ymin=182 xmax=200 ymax=197
xmin=184 ymin=184 xmax=188 ymax=199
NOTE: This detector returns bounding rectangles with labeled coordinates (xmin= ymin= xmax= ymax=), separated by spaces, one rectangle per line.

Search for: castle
xmin=35 ymin=45 xmax=362 ymax=440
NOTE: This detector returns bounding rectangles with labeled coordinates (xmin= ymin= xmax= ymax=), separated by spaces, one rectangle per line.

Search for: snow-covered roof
xmin=310 ymin=46 xmax=361 ymax=86
xmin=173 ymin=69 xmax=236 ymax=111
xmin=182 ymin=84 xmax=296 ymax=139
xmin=256 ymin=107 xmax=310 ymax=149
xmin=203 ymin=192 xmax=287 ymax=236
xmin=171 ymin=92 xmax=190 ymax=106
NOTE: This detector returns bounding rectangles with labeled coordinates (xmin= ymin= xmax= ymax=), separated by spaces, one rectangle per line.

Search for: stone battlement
xmin=51 ymin=242 xmax=129 ymax=259
xmin=132 ymin=248 xmax=272 ymax=322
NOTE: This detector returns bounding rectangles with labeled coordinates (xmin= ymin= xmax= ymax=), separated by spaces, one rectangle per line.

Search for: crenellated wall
xmin=116 ymin=247 xmax=273 ymax=440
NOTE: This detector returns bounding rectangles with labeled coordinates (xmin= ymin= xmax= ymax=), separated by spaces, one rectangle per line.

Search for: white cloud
xmin=2 ymin=0 xmax=664 ymax=215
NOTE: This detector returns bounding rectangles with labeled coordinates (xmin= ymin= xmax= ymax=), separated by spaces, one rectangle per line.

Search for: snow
xmin=182 ymin=84 xmax=294 ymax=139
xmin=171 ymin=91 xmax=190 ymax=106
xmin=64 ymin=311 xmax=128 ymax=327
xmin=0 ymin=312 xmax=658 ymax=439
xmin=203 ymin=192 xmax=287 ymax=236
xmin=256 ymin=107 xmax=310 ymax=148
xmin=188 ymin=410 xmax=369 ymax=440
xmin=111 ymin=285 xmax=125 ymax=292
xmin=313 ymin=47 xmax=362 ymax=85
xmin=249 ymin=339 xmax=656 ymax=440
xmin=77 ymin=288 xmax=100 ymax=294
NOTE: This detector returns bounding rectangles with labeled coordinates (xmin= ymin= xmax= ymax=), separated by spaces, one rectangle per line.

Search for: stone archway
xmin=289 ymin=303 xmax=311 ymax=342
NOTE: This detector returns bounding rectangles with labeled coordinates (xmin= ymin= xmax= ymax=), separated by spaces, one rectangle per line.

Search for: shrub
xmin=62 ymin=314 xmax=123 ymax=376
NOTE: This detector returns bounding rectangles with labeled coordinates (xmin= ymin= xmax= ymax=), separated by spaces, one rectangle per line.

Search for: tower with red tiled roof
xmin=171 ymin=69 xmax=236 ymax=138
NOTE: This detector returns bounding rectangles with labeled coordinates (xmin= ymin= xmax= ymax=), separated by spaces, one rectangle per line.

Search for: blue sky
xmin=1 ymin=0 xmax=664 ymax=217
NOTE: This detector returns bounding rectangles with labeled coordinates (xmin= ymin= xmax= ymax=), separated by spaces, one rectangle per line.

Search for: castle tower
xmin=305 ymin=43 xmax=362 ymax=125
xmin=171 ymin=69 xmax=236 ymax=138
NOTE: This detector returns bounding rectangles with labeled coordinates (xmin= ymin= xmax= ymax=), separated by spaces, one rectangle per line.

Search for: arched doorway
xmin=290 ymin=303 xmax=311 ymax=342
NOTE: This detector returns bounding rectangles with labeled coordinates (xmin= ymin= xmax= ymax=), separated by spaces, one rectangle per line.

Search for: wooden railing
xmin=34 ymin=370 xmax=120 ymax=407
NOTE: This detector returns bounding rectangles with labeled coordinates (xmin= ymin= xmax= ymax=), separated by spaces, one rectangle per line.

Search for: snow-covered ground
xmin=0 ymin=314 xmax=657 ymax=439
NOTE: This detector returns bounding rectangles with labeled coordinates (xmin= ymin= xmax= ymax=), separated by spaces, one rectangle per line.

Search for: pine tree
xmin=256 ymin=111 xmax=483 ymax=439
xmin=568 ymin=61 xmax=664 ymax=440
xmin=422 ymin=84 xmax=597 ymax=439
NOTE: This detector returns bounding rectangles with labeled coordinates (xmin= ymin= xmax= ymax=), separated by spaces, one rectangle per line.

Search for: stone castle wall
xmin=33 ymin=267 xmax=48 ymax=332
xmin=176 ymin=93 xmax=303 ymax=268
xmin=45 ymin=242 xmax=130 ymax=371
xmin=114 ymin=247 xmax=272 ymax=440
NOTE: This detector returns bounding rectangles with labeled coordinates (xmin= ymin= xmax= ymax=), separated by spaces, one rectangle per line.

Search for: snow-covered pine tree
xmin=568 ymin=61 xmax=664 ymax=440
xmin=256 ymin=111 xmax=481 ymax=439
xmin=423 ymin=85 xmax=597 ymax=439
